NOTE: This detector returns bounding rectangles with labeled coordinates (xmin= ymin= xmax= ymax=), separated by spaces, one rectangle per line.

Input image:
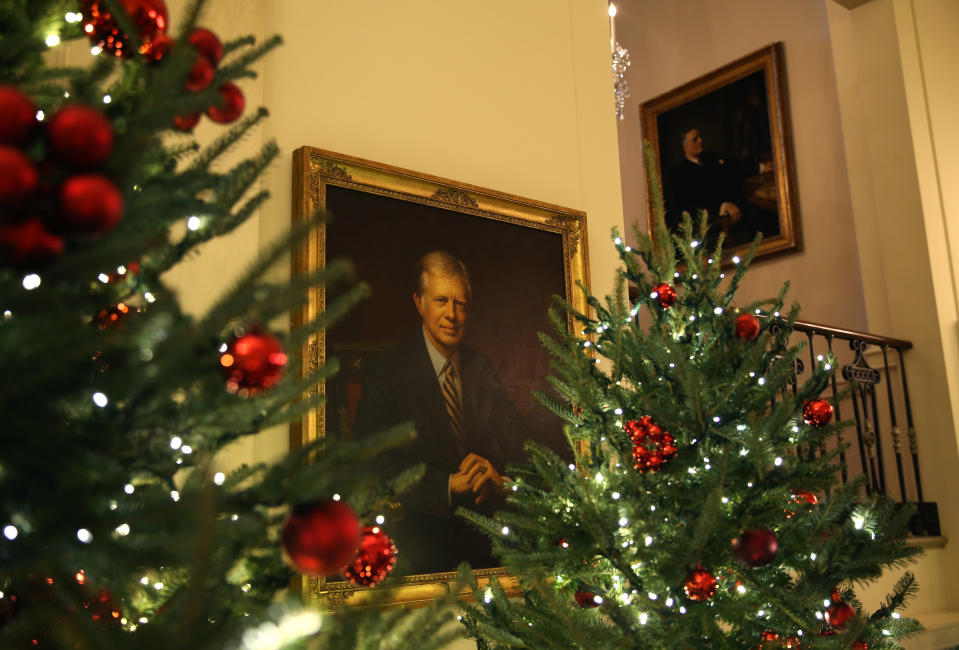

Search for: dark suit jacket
xmin=354 ymin=331 xmax=522 ymax=572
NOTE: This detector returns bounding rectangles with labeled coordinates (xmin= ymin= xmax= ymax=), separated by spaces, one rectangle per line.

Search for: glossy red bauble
xmin=342 ymin=526 xmax=398 ymax=587
xmin=79 ymin=0 xmax=169 ymax=59
xmin=281 ymin=499 xmax=361 ymax=576
xmin=0 ymin=217 xmax=64 ymax=267
xmin=173 ymin=112 xmax=201 ymax=132
xmin=59 ymin=174 xmax=124 ymax=234
xmin=220 ymin=328 xmax=287 ymax=394
xmin=802 ymin=399 xmax=834 ymax=428
xmin=574 ymin=588 xmax=600 ymax=608
xmin=683 ymin=566 xmax=717 ymax=602
xmin=185 ymin=56 xmax=214 ymax=92
xmin=825 ymin=600 xmax=855 ymax=628
xmin=188 ymin=27 xmax=223 ymax=65
xmin=652 ymin=282 xmax=677 ymax=309
xmin=732 ymin=528 xmax=778 ymax=567
xmin=47 ymin=105 xmax=114 ymax=167
xmin=206 ymin=82 xmax=244 ymax=124
xmin=0 ymin=86 xmax=37 ymax=145
xmin=734 ymin=313 xmax=761 ymax=341
xmin=0 ymin=146 xmax=37 ymax=205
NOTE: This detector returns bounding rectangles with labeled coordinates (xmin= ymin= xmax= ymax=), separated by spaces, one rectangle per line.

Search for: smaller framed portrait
xmin=640 ymin=42 xmax=800 ymax=263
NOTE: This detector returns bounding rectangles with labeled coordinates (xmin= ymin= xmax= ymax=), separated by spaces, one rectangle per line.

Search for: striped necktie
xmin=441 ymin=360 xmax=465 ymax=456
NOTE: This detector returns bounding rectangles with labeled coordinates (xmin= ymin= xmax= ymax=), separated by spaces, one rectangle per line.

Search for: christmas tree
xmin=457 ymin=146 xmax=922 ymax=649
xmin=0 ymin=1 xmax=457 ymax=647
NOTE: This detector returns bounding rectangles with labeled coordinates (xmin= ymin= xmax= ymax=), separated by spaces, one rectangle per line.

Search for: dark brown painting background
xmin=324 ymin=184 xmax=569 ymax=460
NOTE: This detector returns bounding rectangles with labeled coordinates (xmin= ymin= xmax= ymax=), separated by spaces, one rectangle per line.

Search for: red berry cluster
xmin=758 ymin=630 xmax=801 ymax=648
xmin=0 ymin=87 xmax=123 ymax=268
xmin=79 ymin=0 xmax=169 ymax=59
xmin=342 ymin=526 xmax=398 ymax=587
xmin=682 ymin=565 xmax=717 ymax=602
xmin=625 ymin=415 xmax=677 ymax=472
xmin=171 ymin=28 xmax=245 ymax=130
xmin=78 ymin=0 xmax=242 ymax=130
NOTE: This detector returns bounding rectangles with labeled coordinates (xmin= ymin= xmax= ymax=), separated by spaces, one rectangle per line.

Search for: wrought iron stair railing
xmin=774 ymin=318 xmax=939 ymax=536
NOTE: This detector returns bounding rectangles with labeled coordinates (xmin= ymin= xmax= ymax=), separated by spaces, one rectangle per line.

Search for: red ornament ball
xmin=825 ymin=600 xmax=855 ymax=628
xmin=173 ymin=112 xmax=201 ymax=132
xmin=206 ymin=82 xmax=245 ymax=124
xmin=220 ymin=327 xmax=287 ymax=394
xmin=732 ymin=528 xmax=778 ymax=567
xmin=759 ymin=631 xmax=802 ymax=649
xmin=683 ymin=566 xmax=717 ymax=602
xmin=59 ymin=174 xmax=124 ymax=234
xmin=47 ymin=105 xmax=114 ymax=167
xmin=79 ymin=0 xmax=169 ymax=59
xmin=342 ymin=526 xmax=398 ymax=587
xmin=185 ymin=56 xmax=214 ymax=92
xmin=802 ymin=399 xmax=834 ymax=428
xmin=652 ymin=282 xmax=677 ymax=309
xmin=188 ymin=27 xmax=223 ymax=65
xmin=852 ymin=642 xmax=869 ymax=650
xmin=281 ymin=499 xmax=361 ymax=576
xmin=0 ymin=218 xmax=64 ymax=267
xmin=574 ymin=587 xmax=600 ymax=608
xmin=734 ymin=313 xmax=761 ymax=341
xmin=625 ymin=416 xmax=678 ymax=472
xmin=0 ymin=86 xmax=37 ymax=145
xmin=0 ymin=146 xmax=37 ymax=204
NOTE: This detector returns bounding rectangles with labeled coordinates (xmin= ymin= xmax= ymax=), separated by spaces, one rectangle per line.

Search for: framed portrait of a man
xmin=290 ymin=147 xmax=589 ymax=606
xmin=640 ymin=42 xmax=800 ymax=263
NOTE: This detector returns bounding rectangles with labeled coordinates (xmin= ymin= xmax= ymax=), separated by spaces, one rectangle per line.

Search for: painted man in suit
xmin=353 ymin=251 xmax=522 ymax=573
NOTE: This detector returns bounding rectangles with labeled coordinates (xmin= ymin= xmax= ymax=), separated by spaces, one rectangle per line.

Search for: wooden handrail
xmin=788 ymin=319 xmax=912 ymax=351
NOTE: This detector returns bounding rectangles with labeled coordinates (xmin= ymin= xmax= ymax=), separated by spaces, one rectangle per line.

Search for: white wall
xmin=159 ymin=0 xmax=625 ymax=480
xmin=826 ymin=0 xmax=959 ymax=614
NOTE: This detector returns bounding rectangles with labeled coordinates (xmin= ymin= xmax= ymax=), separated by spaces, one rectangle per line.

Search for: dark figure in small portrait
xmin=665 ymin=126 xmax=779 ymax=250
xmin=353 ymin=251 xmax=522 ymax=573
xmin=666 ymin=127 xmax=745 ymax=249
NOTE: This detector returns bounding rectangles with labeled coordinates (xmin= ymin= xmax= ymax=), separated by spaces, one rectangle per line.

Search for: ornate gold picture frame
xmin=291 ymin=147 xmax=589 ymax=606
xmin=640 ymin=42 xmax=800 ymax=263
